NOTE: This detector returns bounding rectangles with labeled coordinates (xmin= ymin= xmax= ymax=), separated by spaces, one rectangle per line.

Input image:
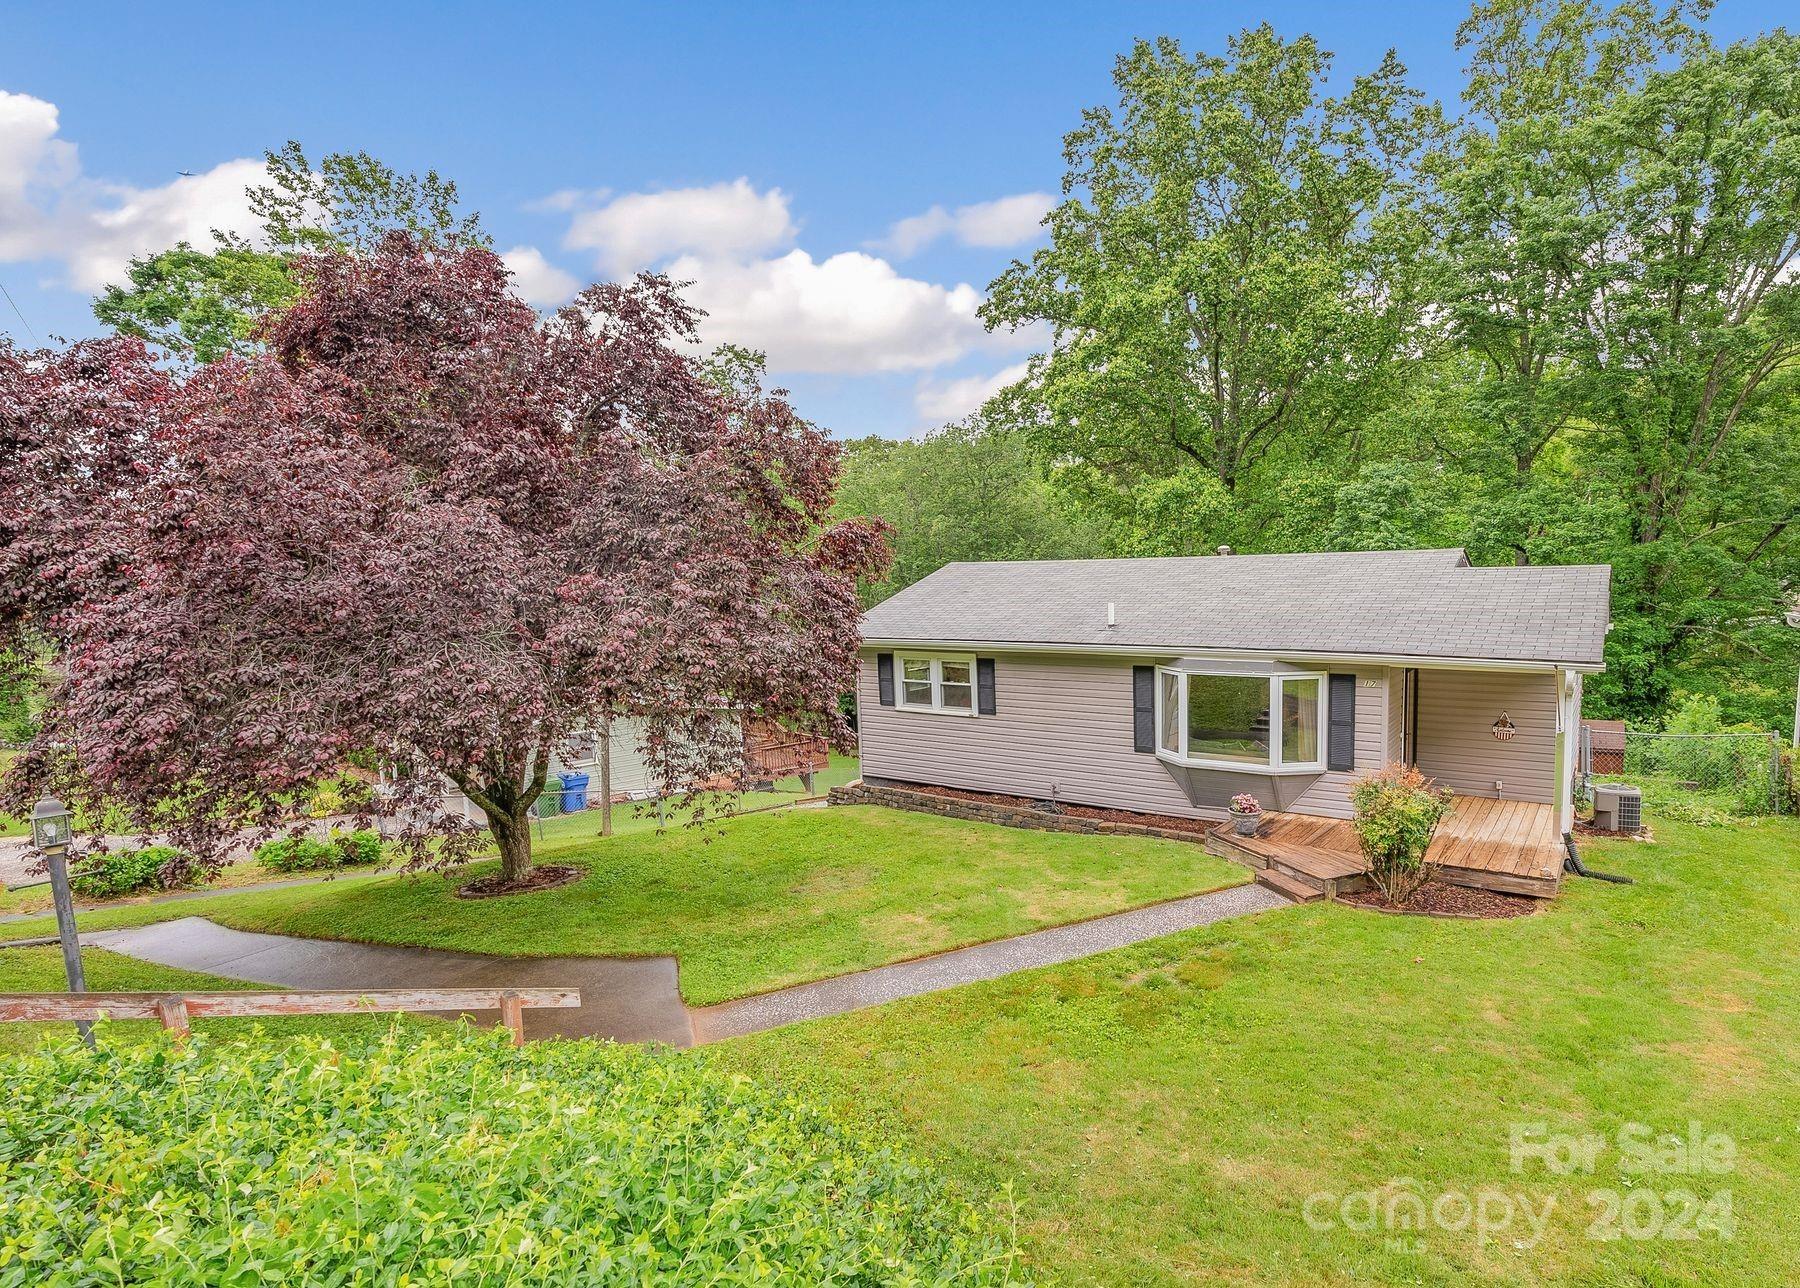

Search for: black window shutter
xmin=976 ymin=658 xmax=997 ymax=715
xmin=1327 ymin=673 xmax=1357 ymax=772
xmin=877 ymin=653 xmax=895 ymax=706
xmin=1132 ymin=666 xmax=1155 ymax=753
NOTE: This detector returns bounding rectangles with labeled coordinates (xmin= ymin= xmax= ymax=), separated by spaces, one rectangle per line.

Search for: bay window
xmin=897 ymin=653 xmax=976 ymax=714
xmin=1155 ymin=667 xmax=1326 ymax=772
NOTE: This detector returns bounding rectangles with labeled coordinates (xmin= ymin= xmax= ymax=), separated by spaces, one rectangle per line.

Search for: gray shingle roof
xmin=861 ymin=549 xmax=1611 ymax=667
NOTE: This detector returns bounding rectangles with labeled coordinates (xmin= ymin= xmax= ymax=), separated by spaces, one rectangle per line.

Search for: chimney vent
xmin=1106 ymin=601 xmax=1116 ymax=628
xmin=1216 ymin=545 xmax=1234 ymax=556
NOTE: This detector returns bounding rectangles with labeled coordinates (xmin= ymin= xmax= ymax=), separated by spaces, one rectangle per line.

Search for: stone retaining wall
xmin=828 ymin=780 xmax=1213 ymax=845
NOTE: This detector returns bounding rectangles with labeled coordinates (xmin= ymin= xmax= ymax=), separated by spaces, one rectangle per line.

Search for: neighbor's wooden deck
xmin=1206 ymin=797 xmax=1564 ymax=899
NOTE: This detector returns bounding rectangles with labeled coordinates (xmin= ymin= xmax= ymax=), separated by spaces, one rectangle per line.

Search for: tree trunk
xmin=488 ymin=806 xmax=535 ymax=884
xmin=600 ymin=716 xmax=614 ymax=837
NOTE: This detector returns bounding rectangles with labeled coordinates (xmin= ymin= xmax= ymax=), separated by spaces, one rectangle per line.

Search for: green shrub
xmin=68 ymin=845 xmax=187 ymax=899
xmin=296 ymin=772 xmax=377 ymax=820
xmin=0 ymin=1028 xmax=1017 ymax=1285
xmin=1350 ymin=762 xmax=1453 ymax=905
xmin=330 ymin=827 xmax=384 ymax=866
xmin=253 ymin=835 xmax=341 ymax=873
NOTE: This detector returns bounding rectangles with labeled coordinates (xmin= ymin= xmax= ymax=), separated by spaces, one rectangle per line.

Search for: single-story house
xmin=851 ymin=548 xmax=1611 ymax=898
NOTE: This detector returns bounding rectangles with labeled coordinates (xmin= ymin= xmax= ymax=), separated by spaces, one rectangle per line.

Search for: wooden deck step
xmin=1257 ymin=842 xmax=1366 ymax=881
xmin=1255 ymin=867 xmax=1324 ymax=903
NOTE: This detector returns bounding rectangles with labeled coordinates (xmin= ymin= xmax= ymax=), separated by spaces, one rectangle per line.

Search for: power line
xmin=0 ymin=277 xmax=39 ymax=344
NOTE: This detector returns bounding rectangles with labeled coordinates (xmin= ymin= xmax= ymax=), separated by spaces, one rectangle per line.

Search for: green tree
xmin=93 ymin=142 xmax=485 ymax=362
xmin=981 ymin=28 xmax=1442 ymax=513
xmin=835 ymin=422 xmax=1102 ymax=604
xmin=1443 ymin=0 xmax=1800 ymax=716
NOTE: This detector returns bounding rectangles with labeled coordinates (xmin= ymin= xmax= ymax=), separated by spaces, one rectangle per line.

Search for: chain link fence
xmin=1582 ymin=726 xmax=1790 ymax=823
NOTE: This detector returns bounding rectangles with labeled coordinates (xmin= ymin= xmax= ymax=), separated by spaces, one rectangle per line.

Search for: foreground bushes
xmin=254 ymin=828 xmax=383 ymax=872
xmin=68 ymin=845 xmax=187 ymax=899
xmin=0 ymin=1028 xmax=1017 ymax=1285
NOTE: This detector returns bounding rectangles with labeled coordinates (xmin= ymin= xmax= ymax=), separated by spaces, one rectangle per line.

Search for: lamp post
xmin=30 ymin=796 xmax=92 ymax=1047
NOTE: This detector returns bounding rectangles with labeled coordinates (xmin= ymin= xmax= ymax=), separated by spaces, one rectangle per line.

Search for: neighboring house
xmin=855 ymin=549 xmax=1611 ymax=849
xmin=439 ymin=719 xmax=662 ymax=826
xmin=440 ymin=714 xmax=820 ymax=824
xmin=1580 ymin=718 xmax=1628 ymax=776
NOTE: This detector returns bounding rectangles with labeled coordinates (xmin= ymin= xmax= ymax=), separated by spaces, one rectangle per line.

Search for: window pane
xmin=940 ymin=660 xmax=971 ymax=686
xmin=1159 ymin=671 xmax=1180 ymax=753
xmin=902 ymin=658 xmax=931 ymax=682
xmin=1281 ymin=677 xmax=1321 ymax=765
xmin=1185 ymin=675 xmax=1271 ymax=764
xmin=941 ymin=682 xmax=973 ymax=711
xmin=902 ymin=680 xmax=933 ymax=706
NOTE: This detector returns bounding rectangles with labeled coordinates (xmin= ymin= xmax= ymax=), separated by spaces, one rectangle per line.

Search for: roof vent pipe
xmin=1216 ymin=545 xmax=1233 ymax=556
xmin=1106 ymin=602 xmax=1116 ymax=628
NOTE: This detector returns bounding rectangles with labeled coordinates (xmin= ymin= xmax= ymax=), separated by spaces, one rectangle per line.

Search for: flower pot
xmin=1229 ymin=809 xmax=1261 ymax=837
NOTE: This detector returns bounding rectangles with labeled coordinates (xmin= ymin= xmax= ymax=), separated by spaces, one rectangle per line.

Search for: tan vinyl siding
xmin=1413 ymin=670 xmax=1558 ymax=803
xmin=857 ymin=651 xmax=1212 ymax=818
xmin=1284 ymin=668 xmax=1389 ymax=819
xmin=1386 ymin=667 xmax=1408 ymax=764
xmin=857 ymin=654 xmax=1390 ymax=822
xmin=549 ymin=719 xmax=659 ymax=796
xmin=601 ymin=719 xmax=656 ymax=796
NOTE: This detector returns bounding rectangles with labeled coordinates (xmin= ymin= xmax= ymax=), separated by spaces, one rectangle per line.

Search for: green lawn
xmin=521 ymin=752 xmax=862 ymax=849
xmin=0 ymin=946 xmax=437 ymax=1056
xmin=0 ymin=804 xmax=1246 ymax=1005
xmin=0 ymin=756 xmax=861 ymax=915
xmin=713 ymin=818 xmax=1800 ymax=1286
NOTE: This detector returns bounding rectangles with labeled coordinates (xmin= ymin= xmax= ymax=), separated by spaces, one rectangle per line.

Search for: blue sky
xmin=1 ymin=1 xmax=1786 ymax=438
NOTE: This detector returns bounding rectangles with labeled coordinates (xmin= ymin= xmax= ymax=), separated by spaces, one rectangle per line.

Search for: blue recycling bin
xmin=559 ymin=771 xmax=590 ymax=813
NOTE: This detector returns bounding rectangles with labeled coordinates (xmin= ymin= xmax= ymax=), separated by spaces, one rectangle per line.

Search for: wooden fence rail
xmin=0 ymin=987 xmax=580 ymax=1046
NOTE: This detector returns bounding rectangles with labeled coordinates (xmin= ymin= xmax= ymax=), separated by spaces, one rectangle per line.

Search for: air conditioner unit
xmin=1593 ymin=783 xmax=1643 ymax=832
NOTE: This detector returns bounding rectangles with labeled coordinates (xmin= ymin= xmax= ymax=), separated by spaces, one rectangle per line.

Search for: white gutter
xmin=860 ymin=637 xmax=1606 ymax=675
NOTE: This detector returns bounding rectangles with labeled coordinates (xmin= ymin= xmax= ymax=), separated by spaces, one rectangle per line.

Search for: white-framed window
xmin=559 ymin=730 xmax=599 ymax=767
xmin=896 ymin=652 xmax=977 ymax=715
xmin=1154 ymin=668 xmax=1326 ymax=773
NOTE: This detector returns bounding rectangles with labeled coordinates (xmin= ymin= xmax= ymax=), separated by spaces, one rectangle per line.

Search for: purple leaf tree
xmin=1 ymin=235 xmax=888 ymax=887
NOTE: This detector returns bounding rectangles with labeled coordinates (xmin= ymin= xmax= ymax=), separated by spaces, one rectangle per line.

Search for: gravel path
xmin=56 ymin=882 xmax=1290 ymax=1047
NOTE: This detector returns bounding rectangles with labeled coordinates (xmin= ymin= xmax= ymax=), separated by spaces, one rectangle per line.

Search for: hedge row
xmin=0 ymin=1028 xmax=1018 ymax=1285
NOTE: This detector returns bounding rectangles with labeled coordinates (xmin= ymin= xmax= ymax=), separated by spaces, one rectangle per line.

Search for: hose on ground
xmin=1564 ymin=832 xmax=1633 ymax=884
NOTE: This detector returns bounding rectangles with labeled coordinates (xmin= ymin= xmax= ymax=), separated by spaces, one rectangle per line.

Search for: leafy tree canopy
xmin=92 ymin=142 xmax=486 ymax=363
xmin=957 ymin=2 xmax=1800 ymax=727
xmin=982 ymin=27 xmax=1443 ymax=512
xmin=4 ymin=237 xmax=886 ymax=883
xmin=834 ymin=421 xmax=1103 ymax=604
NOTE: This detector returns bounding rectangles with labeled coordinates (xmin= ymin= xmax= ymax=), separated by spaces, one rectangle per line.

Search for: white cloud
xmin=564 ymin=178 xmax=796 ymax=275
xmin=873 ymin=191 xmax=1053 ymax=258
xmin=523 ymin=187 xmax=605 ymax=215
xmin=914 ymin=360 xmax=1031 ymax=425
xmin=668 ymin=248 xmax=999 ymax=375
xmin=0 ymin=89 xmax=266 ymax=292
xmin=500 ymin=245 xmax=581 ymax=308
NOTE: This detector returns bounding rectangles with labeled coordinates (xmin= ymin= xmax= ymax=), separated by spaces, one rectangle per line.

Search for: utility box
xmin=1592 ymin=783 xmax=1643 ymax=833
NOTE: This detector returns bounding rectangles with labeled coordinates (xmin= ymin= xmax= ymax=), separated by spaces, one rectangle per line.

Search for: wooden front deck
xmin=1205 ymin=797 xmax=1565 ymax=900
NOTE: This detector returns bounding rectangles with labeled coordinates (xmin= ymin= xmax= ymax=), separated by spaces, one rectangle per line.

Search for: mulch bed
xmin=1338 ymin=878 xmax=1539 ymax=920
xmin=1573 ymin=818 xmax=1653 ymax=842
xmin=456 ymin=865 xmax=582 ymax=899
xmin=900 ymin=783 xmax=1215 ymax=837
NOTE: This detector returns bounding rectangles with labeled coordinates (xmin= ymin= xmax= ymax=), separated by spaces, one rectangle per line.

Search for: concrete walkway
xmin=73 ymin=883 xmax=1289 ymax=1047
xmin=689 ymin=883 xmax=1287 ymax=1041
xmin=86 ymin=918 xmax=695 ymax=1047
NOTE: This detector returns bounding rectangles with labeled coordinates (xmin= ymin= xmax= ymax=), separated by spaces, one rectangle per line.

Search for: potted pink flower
xmin=1228 ymin=792 xmax=1263 ymax=836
